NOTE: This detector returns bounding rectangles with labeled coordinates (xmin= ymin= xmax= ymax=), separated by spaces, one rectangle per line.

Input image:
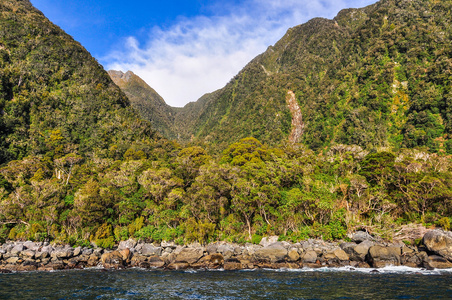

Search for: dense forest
xmin=124 ymin=0 xmax=452 ymax=155
xmin=0 ymin=0 xmax=451 ymax=247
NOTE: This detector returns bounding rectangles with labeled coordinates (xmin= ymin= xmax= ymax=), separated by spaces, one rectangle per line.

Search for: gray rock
xmin=73 ymin=247 xmax=82 ymax=257
xmin=23 ymin=241 xmax=41 ymax=251
xmin=11 ymin=244 xmax=24 ymax=256
xmin=368 ymin=245 xmax=401 ymax=268
xmin=175 ymin=247 xmax=204 ymax=264
xmin=141 ymin=244 xmax=162 ymax=257
xmin=253 ymin=242 xmax=287 ymax=263
xmin=259 ymin=236 xmax=279 ymax=247
xmin=423 ymin=229 xmax=452 ymax=261
xmin=118 ymin=238 xmax=137 ymax=250
xmin=302 ymin=250 xmax=318 ymax=263
xmin=82 ymin=248 xmax=93 ymax=256
xmin=206 ymin=243 xmax=218 ymax=254
xmin=351 ymin=231 xmax=374 ymax=243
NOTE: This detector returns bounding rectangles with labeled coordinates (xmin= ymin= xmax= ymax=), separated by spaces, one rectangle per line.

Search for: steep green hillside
xmin=108 ymin=70 xmax=177 ymax=140
xmin=0 ymin=0 xmax=160 ymax=165
xmin=126 ymin=0 xmax=452 ymax=154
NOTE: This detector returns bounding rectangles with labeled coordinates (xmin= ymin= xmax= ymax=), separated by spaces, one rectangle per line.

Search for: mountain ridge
xmin=114 ymin=0 xmax=452 ymax=154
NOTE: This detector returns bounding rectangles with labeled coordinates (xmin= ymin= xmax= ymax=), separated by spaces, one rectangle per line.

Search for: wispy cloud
xmin=105 ymin=0 xmax=376 ymax=107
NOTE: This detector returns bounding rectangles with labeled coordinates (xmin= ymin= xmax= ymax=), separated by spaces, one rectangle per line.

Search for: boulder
xmin=351 ymin=231 xmax=374 ymax=243
xmin=425 ymin=255 xmax=452 ymax=269
xmin=287 ymin=248 xmax=300 ymax=262
xmin=340 ymin=240 xmax=373 ymax=262
xmin=11 ymin=244 xmax=24 ymax=256
xmin=130 ymin=254 xmax=147 ymax=267
xmin=73 ymin=247 xmax=82 ymax=257
xmin=167 ymin=262 xmax=190 ymax=270
xmin=197 ymin=253 xmax=224 ymax=269
xmin=23 ymin=241 xmax=41 ymax=251
xmin=175 ymin=247 xmax=204 ymax=264
xmin=119 ymin=248 xmax=131 ymax=261
xmin=21 ymin=250 xmax=35 ymax=259
xmin=253 ymin=242 xmax=287 ymax=263
xmin=302 ymin=250 xmax=317 ymax=263
xmin=423 ymin=229 xmax=452 ymax=261
xmin=141 ymin=244 xmax=162 ymax=257
xmin=101 ymin=251 xmax=124 ymax=269
xmin=259 ymin=236 xmax=279 ymax=247
xmin=118 ymin=239 xmax=137 ymax=251
xmin=147 ymin=255 xmax=165 ymax=268
xmin=333 ymin=249 xmax=349 ymax=261
xmin=53 ymin=247 xmax=74 ymax=259
xmin=368 ymin=245 xmax=401 ymax=268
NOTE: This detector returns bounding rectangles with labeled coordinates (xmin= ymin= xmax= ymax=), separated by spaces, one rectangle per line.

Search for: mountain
xmin=0 ymin=0 xmax=160 ymax=165
xmin=108 ymin=70 xmax=177 ymax=140
xmin=119 ymin=0 xmax=452 ymax=154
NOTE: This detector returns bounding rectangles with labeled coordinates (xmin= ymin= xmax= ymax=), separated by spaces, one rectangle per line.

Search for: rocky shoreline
xmin=1 ymin=229 xmax=452 ymax=273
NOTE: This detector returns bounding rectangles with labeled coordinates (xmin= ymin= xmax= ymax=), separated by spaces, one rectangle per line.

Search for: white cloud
xmin=105 ymin=0 xmax=376 ymax=107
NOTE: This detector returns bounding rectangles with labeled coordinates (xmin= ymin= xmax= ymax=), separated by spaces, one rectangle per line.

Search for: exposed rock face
xmin=423 ymin=230 xmax=452 ymax=261
xmin=141 ymin=244 xmax=162 ymax=257
xmin=286 ymin=90 xmax=304 ymax=143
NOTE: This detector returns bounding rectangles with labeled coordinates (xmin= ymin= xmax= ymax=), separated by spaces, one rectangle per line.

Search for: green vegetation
xmin=0 ymin=0 xmax=451 ymax=247
xmin=1 ymin=137 xmax=451 ymax=245
xmin=125 ymin=0 xmax=452 ymax=155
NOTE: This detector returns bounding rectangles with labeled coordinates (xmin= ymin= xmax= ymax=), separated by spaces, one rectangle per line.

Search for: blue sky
xmin=31 ymin=0 xmax=376 ymax=107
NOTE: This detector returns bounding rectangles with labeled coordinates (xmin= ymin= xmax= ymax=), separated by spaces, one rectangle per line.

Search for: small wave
xmin=267 ymin=265 xmax=452 ymax=275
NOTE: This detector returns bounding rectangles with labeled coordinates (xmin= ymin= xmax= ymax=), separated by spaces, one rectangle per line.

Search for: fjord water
xmin=1 ymin=267 xmax=452 ymax=299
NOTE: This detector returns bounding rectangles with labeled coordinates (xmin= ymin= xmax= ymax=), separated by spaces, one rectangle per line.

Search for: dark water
xmin=1 ymin=267 xmax=452 ymax=299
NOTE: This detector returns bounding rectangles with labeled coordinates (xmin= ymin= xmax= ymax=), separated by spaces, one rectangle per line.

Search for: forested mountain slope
xmin=125 ymin=0 xmax=452 ymax=154
xmin=0 ymin=0 xmax=161 ymax=165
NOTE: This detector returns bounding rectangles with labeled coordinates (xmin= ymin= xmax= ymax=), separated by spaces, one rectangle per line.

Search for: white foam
xmin=269 ymin=266 xmax=452 ymax=275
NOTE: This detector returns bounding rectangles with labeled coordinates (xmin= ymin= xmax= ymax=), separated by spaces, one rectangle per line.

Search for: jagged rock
xmin=119 ymin=248 xmax=131 ymax=261
xmin=130 ymin=254 xmax=147 ymax=267
xmin=167 ymin=262 xmax=189 ymax=270
xmin=161 ymin=241 xmax=176 ymax=248
xmin=425 ymin=255 xmax=452 ymax=269
xmin=368 ymin=245 xmax=401 ymax=268
xmin=36 ymin=251 xmax=50 ymax=259
xmin=206 ymin=243 xmax=218 ymax=254
xmin=259 ymin=236 xmax=279 ymax=247
xmin=118 ymin=239 xmax=137 ymax=251
xmin=6 ymin=257 xmax=20 ymax=264
xmin=197 ymin=253 xmax=224 ymax=269
xmin=11 ymin=244 xmax=24 ymax=256
xmin=216 ymin=243 xmax=235 ymax=259
xmin=224 ymin=258 xmax=242 ymax=270
xmin=351 ymin=231 xmax=374 ymax=243
xmin=21 ymin=250 xmax=35 ymax=259
xmin=175 ymin=247 xmax=204 ymax=264
xmin=423 ymin=229 xmax=452 ymax=261
xmin=73 ymin=247 xmax=82 ymax=257
xmin=101 ymin=251 xmax=124 ymax=269
xmin=253 ymin=242 xmax=287 ymax=263
xmin=340 ymin=240 xmax=373 ymax=262
xmin=287 ymin=248 xmax=300 ymax=262
xmin=82 ymin=248 xmax=93 ymax=256
xmin=148 ymin=256 xmax=165 ymax=268
xmin=53 ymin=247 xmax=73 ymax=259
xmin=141 ymin=244 xmax=162 ymax=257
xmin=333 ymin=249 xmax=349 ymax=261
xmin=23 ymin=241 xmax=41 ymax=251
xmin=87 ymin=254 xmax=100 ymax=267
xmin=302 ymin=250 xmax=317 ymax=263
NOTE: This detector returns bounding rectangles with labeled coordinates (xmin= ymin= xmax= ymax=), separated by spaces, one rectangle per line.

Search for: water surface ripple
xmin=1 ymin=267 xmax=452 ymax=299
